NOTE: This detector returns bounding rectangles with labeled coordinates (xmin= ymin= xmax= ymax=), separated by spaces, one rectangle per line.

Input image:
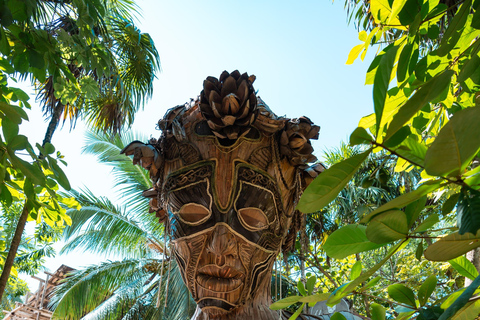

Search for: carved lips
xmin=196 ymin=264 xmax=245 ymax=292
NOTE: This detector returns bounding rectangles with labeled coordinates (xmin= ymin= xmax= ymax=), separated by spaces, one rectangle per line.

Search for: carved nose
xmin=206 ymin=225 xmax=237 ymax=265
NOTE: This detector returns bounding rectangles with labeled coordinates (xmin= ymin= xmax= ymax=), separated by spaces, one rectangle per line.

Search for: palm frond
xmin=60 ymin=188 xmax=162 ymax=258
xmin=51 ymin=258 xmax=153 ymax=319
xmin=82 ymin=130 xmax=155 ymax=215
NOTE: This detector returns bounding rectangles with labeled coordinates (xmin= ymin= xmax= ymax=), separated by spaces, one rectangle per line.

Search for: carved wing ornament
xmin=122 ymin=71 xmax=326 ymax=320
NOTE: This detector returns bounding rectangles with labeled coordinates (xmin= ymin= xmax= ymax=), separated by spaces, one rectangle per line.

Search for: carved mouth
xmin=196 ymin=265 xmax=244 ymax=292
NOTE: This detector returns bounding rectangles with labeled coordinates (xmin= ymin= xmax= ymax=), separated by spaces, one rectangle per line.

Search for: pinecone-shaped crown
xmin=199 ymin=70 xmax=258 ymax=140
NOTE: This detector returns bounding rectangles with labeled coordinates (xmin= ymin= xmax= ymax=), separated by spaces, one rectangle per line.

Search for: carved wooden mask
xmin=123 ymin=71 xmax=324 ymax=318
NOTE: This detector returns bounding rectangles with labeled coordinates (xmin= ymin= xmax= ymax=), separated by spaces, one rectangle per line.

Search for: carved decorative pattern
xmin=122 ymin=71 xmax=325 ymax=320
xmin=247 ymin=146 xmax=271 ymax=171
xmin=164 ymin=166 xmax=212 ymax=192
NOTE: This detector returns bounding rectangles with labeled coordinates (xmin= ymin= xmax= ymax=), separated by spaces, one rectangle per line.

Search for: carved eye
xmin=177 ymin=203 xmax=211 ymax=225
xmin=238 ymin=208 xmax=269 ymax=231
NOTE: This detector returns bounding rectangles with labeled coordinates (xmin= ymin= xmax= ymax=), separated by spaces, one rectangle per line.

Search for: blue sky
xmin=20 ymin=0 xmax=376 ymax=277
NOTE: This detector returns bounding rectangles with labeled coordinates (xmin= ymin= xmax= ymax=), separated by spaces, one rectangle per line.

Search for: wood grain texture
xmin=122 ymin=71 xmax=324 ymax=320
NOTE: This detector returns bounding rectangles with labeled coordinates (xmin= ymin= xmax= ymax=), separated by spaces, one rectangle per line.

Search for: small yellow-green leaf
xmin=347 ymin=44 xmax=365 ymax=65
xmin=350 ymin=261 xmax=363 ymax=280
xmin=385 ymin=70 xmax=454 ymax=140
xmin=449 ymin=256 xmax=479 ymax=280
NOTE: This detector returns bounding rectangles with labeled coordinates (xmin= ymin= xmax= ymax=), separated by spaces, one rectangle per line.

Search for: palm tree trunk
xmin=0 ymin=202 xmax=29 ymax=301
xmin=42 ymin=103 xmax=64 ymax=147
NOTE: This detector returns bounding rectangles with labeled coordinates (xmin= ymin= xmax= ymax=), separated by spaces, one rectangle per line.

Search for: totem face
xmin=165 ymin=161 xmax=289 ymax=315
xmin=122 ymin=70 xmax=322 ymax=319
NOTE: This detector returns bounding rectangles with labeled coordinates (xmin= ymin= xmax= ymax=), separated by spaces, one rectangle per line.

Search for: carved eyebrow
xmin=167 ymin=179 xmax=213 ymax=214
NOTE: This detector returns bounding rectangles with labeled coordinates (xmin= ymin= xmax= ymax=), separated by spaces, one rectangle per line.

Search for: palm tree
xmin=50 ymin=131 xmax=194 ymax=320
xmin=36 ymin=0 xmax=160 ymax=146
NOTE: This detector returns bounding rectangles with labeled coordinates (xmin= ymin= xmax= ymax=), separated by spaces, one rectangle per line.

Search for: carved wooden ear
xmin=301 ymin=163 xmax=326 ymax=188
xmin=279 ymin=117 xmax=320 ymax=166
xmin=121 ymin=141 xmax=163 ymax=174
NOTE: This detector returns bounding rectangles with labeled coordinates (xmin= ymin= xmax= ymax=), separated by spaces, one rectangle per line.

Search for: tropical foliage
xmin=0 ymin=0 xmax=159 ymax=304
xmin=273 ymin=0 xmax=480 ymax=318
xmin=51 ymin=131 xmax=195 ymax=320
xmin=0 ymin=202 xmax=63 ymax=313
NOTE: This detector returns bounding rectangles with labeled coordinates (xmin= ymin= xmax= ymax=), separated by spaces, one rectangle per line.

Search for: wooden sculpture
xmin=122 ymin=71 xmax=325 ymax=320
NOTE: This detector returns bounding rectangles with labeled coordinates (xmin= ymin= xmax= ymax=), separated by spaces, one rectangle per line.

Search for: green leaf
xmin=7 ymin=154 xmax=45 ymax=186
xmin=298 ymin=293 xmax=330 ymax=303
xmin=418 ymin=275 xmax=437 ymax=306
xmin=414 ymin=213 xmax=439 ymax=233
xmin=405 ymin=195 xmax=427 ymax=227
xmin=43 ymin=143 xmax=55 ymax=155
xmin=27 ymin=49 xmax=45 ymax=69
xmin=24 ymin=177 xmax=34 ymax=199
xmin=330 ymin=312 xmax=347 ymax=320
xmin=425 ymin=107 xmax=480 ymax=177
xmin=415 ymin=241 xmax=424 ymax=261
xmin=424 ymin=230 xmax=480 ymax=261
xmin=360 ymin=181 xmax=442 ymax=223
xmin=438 ymin=275 xmax=480 ymax=320
xmin=371 ymin=303 xmax=386 ymax=320
xmin=359 ymin=276 xmax=381 ymax=292
xmin=388 ymin=283 xmax=417 ymax=308
xmin=458 ymin=40 xmax=480 ymax=82
xmin=323 ymin=224 xmax=386 ymax=259
xmin=297 ymin=150 xmax=371 ymax=213
xmin=397 ymin=41 xmax=414 ymax=83
xmin=366 ymin=210 xmax=408 ymax=243
xmin=385 ymin=70 xmax=454 ymax=140
xmin=346 ymin=44 xmax=365 ymax=65
xmin=47 ymin=157 xmax=71 ymax=190
xmin=451 ymin=300 xmax=480 ymax=320
xmin=350 ymin=261 xmax=362 ymax=280
xmin=1 ymin=117 xmax=18 ymax=143
xmin=449 ymin=256 xmax=479 ymax=281
xmin=7 ymin=134 xmax=28 ymax=151
xmin=306 ymin=275 xmax=316 ymax=295
xmin=458 ymin=190 xmax=480 ymax=235
xmin=0 ymin=184 xmax=12 ymax=207
xmin=269 ymin=295 xmax=302 ymax=310
xmin=437 ymin=0 xmax=472 ymax=56
xmin=374 ymin=45 xmax=400 ymax=135
xmin=443 ymin=193 xmax=461 ymax=215
xmin=395 ymin=136 xmax=427 ymax=167
xmin=349 ymin=127 xmax=373 ymax=146
xmin=289 ymin=303 xmax=304 ymax=320
xmin=297 ymin=280 xmax=307 ymax=296
xmin=383 ymin=126 xmax=411 ymax=148
xmin=327 ymin=240 xmax=409 ymax=306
